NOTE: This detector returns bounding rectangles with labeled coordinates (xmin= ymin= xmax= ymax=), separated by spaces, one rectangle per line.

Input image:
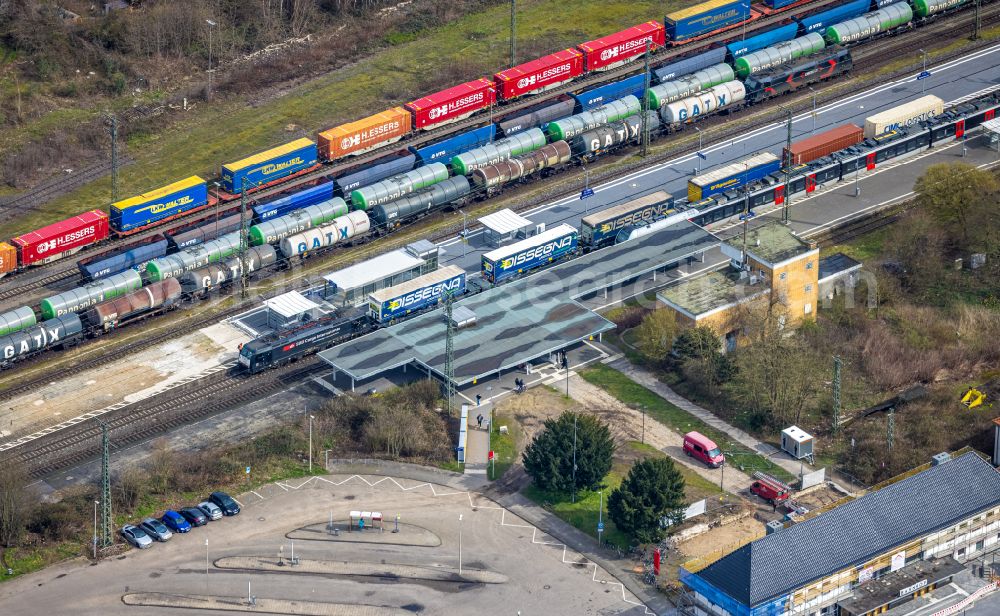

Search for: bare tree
xmin=0 ymin=458 xmax=29 ymax=549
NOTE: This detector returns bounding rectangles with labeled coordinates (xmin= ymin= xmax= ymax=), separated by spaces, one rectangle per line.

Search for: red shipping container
xmin=494 ymin=49 xmax=585 ymax=99
xmin=577 ymin=21 xmax=666 ymax=72
xmin=14 ymin=210 xmax=109 ymax=265
xmin=405 ymin=78 xmax=496 ymax=130
xmin=784 ymin=124 xmax=864 ymax=165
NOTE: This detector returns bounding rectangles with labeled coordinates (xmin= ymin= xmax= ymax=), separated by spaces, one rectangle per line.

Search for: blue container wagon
xmin=653 ymin=46 xmax=728 ymax=83
xmin=409 ymin=125 xmax=496 ymax=166
xmin=334 ymin=152 xmax=416 ymax=196
xmin=110 ymin=176 xmax=209 ymax=234
xmin=220 ymin=138 xmax=318 ymax=194
xmin=368 ymin=265 xmax=467 ymax=324
xmin=687 ymin=152 xmax=781 ymax=201
xmin=572 ymin=73 xmax=650 ymax=112
xmin=252 ymin=180 xmax=334 ymax=222
xmin=665 ymin=0 xmax=747 ymax=42
xmin=78 ymin=236 xmax=170 ymax=281
xmin=794 ymin=0 xmax=870 ymax=34
xmin=724 ymin=22 xmax=799 ymax=59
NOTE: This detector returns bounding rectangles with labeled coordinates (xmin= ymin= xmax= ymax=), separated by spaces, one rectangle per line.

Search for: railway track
xmin=0 ymin=5 xmax=997 ymax=476
xmin=7 ymin=359 xmax=326 ymax=478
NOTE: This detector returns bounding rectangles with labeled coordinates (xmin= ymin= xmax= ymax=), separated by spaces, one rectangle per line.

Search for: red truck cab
xmin=683 ymin=431 xmax=725 ymax=468
xmin=750 ymin=472 xmax=792 ymax=504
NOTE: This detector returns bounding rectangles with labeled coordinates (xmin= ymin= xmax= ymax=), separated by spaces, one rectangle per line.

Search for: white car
xmin=121 ymin=524 xmax=153 ymax=549
xmin=197 ymin=501 xmax=223 ymax=521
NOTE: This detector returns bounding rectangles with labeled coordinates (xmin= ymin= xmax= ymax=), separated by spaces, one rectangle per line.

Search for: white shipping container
xmin=864 ymin=95 xmax=944 ymax=138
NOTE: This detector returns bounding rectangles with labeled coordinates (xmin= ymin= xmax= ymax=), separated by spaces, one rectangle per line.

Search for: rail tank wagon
xmin=371 ymin=176 xmax=473 ymax=227
xmin=0 ymin=314 xmax=83 ymax=364
xmin=571 ymin=113 xmax=660 ymax=159
xmin=451 ymin=129 xmax=547 ymax=175
xmin=145 ymin=232 xmax=243 ymax=282
xmin=659 ymin=81 xmax=746 ymax=124
xmin=546 ymin=96 xmax=642 ymax=141
xmin=179 ymin=245 xmax=278 ymax=294
xmin=350 ymin=163 xmax=449 ymax=210
xmin=280 ymin=211 xmax=372 ymax=258
xmin=733 ymin=33 xmax=826 ymax=79
xmin=0 ymin=306 xmax=36 ymax=336
xmin=248 ymin=198 xmax=349 ymax=246
xmin=823 ymin=3 xmax=913 ymax=45
xmin=470 ymin=141 xmax=572 ymax=191
xmin=40 ymin=269 xmax=143 ymax=319
xmin=647 ymin=64 xmax=735 ymax=109
xmin=84 ymin=278 xmax=183 ymax=329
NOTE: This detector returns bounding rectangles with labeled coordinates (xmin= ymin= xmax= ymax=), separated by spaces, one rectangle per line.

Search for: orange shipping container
xmin=0 ymin=242 xmax=15 ymax=275
xmin=317 ymin=107 xmax=412 ymax=161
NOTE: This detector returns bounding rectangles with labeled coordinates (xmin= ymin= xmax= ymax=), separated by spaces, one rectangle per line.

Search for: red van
xmin=683 ymin=431 xmax=725 ymax=468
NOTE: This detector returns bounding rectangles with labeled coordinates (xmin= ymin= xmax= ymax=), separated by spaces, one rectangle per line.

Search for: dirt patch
xmin=676 ymin=515 xmax=765 ymax=561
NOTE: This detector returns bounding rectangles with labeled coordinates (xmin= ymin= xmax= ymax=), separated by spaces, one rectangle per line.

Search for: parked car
xmin=180 ymin=507 xmax=208 ymax=527
xmin=139 ymin=517 xmax=173 ymax=542
xmin=197 ymin=501 xmax=223 ymax=521
xmin=121 ymin=524 xmax=153 ymax=549
xmin=209 ymin=491 xmax=240 ymax=516
xmin=161 ymin=510 xmax=191 ymax=533
xmin=683 ymin=431 xmax=725 ymax=468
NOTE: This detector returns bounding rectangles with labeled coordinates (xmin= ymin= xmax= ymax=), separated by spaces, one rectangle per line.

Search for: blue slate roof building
xmin=681 ymin=452 xmax=1000 ymax=616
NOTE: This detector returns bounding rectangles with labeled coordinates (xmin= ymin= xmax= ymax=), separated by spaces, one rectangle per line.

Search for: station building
xmin=657 ymin=221 xmax=858 ymax=349
xmin=680 ymin=451 xmax=1000 ymax=616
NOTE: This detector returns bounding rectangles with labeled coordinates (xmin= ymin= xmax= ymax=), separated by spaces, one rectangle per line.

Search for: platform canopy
xmin=320 ymin=220 xmax=719 ymax=387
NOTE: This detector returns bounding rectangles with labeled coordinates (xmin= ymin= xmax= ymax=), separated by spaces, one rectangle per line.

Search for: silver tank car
xmin=84 ymin=278 xmax=183 ymax=329
xmin=40 ymin=269 xmax=143 ymax=319
xmin=546 ymin=96 xmax=642 ymax=141
xmin=349 ymin=163 xmax=449 ymax=210
xmin=471 ymin=141 xmax=572 ymax=189
xmin=823 ymin=3 xmax=913 ymax=44
xmin=248 ymin=198 xmax=348 ymax=246
xmin=0 ymin=314 xmax=83 ymax=363
xmin=179 ymin=245 xmax=278 ymax=293
xmin=371 ymin=176 xmax=472 ymax=227
xmin=660 ymin=81 xmax=746 ymax=125
xmin=571 ymin=112 xmax=660 ymax=157
xmin=647 ymin=64 xmax=735 ymax=109
xmin=0 ymin=306 xmax=36 ymax=336
xmin=733 ymin=33 xmax=825 ymax=79
xmin=145 ymin=231 xmax=242 ymax=282
xmin=450 ymin=128 xmax=547 ymax=175
xmin=280 ymin=211 xmax=371 ymax=258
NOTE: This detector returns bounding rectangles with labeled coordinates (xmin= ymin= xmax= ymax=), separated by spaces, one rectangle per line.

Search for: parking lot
xmin=0 ymin=472 xmax=651 ymax=615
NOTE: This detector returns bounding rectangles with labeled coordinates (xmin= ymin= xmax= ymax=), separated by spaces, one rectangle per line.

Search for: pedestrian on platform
xmin=476 ymin=413 xmax=484 ymax=429
xmin=476 ymin=394 xmax=482 ymax=407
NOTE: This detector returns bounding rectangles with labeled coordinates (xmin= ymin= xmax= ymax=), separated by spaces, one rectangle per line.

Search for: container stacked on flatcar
xmin=481 ymin=223 xmax=578 ymax=284
xmin=688 ymin=152 xmax=781 ymax=201
xmin=221 ymin=138 xmax=319 ymax=194
xmin=0 ymin=242 xmax=16 ymax=278
xmin=316 ymin=108 xmax=412 ymax=160
xmin=110 ymin=177 xmax=210 ymax=234
xmin=405 ymin=78 xmax=497 ymax=130
xmin=252 ymin=181 xmax=335 ymax=222
xmin=665 ymin=0 xmax=748 ymax=42
xmin=409 ymin=125 xmax=496 ymax=165
xmin=578 ymin=21 xmax=666 ymax=71
xmin=368 ymin=265 xmax=467 ymax=324
xmin=784 ymin=124 xmax=864 ymax=164
xmin=12 ymin=210 xmax=109 ymax=266
xmin=494 ymin=49 xmax=585 ymax=99
xmin=581 ymin=191 xmax=674 ymax=249
xmin=78 ymin=236 xmax=169 ymax=281
xmin=863 ymin=94 xmax=944 ymax=137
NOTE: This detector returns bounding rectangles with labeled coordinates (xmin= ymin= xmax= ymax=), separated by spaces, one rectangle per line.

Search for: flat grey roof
xmin=264 ymin=290 xmax=319 ymax=318
xmin=320 ymin=220 xmax=718 ymax=386
xmin=479 ymin=208 xmax=532 ymax=235
xmin=657 ymin=270 xmax=769 ymax=320
xmin=819 ymin=252 xmax=862 ymax=283
xmin=322 ymin=249 xmax=424 ymax=291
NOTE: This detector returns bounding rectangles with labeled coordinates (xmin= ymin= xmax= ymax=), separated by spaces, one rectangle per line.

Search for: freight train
xmin=0 ymin=0 xmax=970 ymax=281
xmin=5 ymin=86 xmax=996 ymax=371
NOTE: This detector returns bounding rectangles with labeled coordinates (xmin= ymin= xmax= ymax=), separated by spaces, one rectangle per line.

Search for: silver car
xmin=121 ymin=524 xmax=153 ymax=549
xmin=197 ymin=501 xmax=223 ymax=521
xmin=139 ymin=517 xmax=173 ymax=542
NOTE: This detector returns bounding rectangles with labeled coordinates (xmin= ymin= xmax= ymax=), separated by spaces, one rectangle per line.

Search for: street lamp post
xmin=641 ymin=405 xmax=646 ymax=445
xmin=572 ymin=413 xmax=578 ymax=503
xmin=93 ymin=500 xmax=99 ymax=560
xmin=854 ymin=167 xmax=861 ymax=198
xmin=694 ymin=126 xmax=703 ymax=172
xmin=308 ymin=415 xmax=315 ymax=473
xmin=808 ymin=87 xmax=817 ymax=134
xmin=205 ymin=539 xmax=209 ymax=591
xmin=460 ymin=210 xmax=468 ymax=259
xmin=206 ymin=20 xmax=217 ymax=101
xmin=919 ymin=49 xmax=927 ymax=93
xmin=458 ymin=514 xmax=463 ymax=575
xmin=597 ymin=490 xmax=604 ymax=544
xmin=741 ymin=3 xmax=749 ymax=41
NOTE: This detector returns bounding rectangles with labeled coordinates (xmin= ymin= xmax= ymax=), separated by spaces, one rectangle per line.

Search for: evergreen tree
xmin=523 ymin=412 xmax=614 ymax=494
xmin=608 ymin=457 xmax=685 ymax=543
